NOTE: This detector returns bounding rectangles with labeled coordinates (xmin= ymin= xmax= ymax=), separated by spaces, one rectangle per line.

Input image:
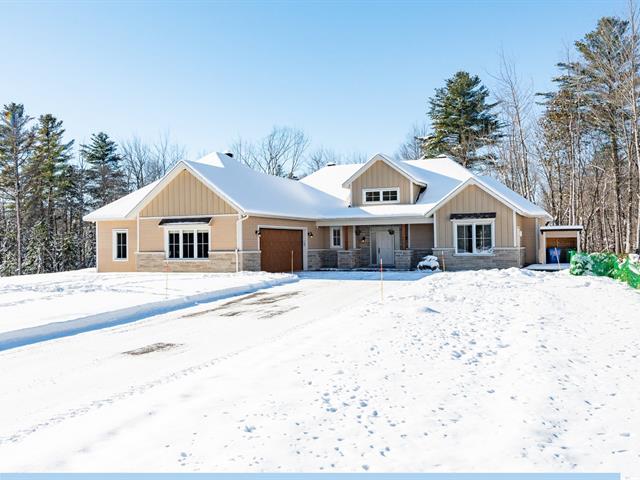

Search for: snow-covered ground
xmin=0 ymin=269 xmax=639 ymax=476
xmin=0 ymin=269 xmax=294 ymax=335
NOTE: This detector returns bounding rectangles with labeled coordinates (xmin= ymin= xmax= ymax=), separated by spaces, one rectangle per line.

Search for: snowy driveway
xmin=0 ymin=269 xmax=639 ymax=475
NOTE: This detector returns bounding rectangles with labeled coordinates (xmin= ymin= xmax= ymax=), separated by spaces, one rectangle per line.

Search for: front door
xmin=375 ymin=230 xmax=395 ymax=266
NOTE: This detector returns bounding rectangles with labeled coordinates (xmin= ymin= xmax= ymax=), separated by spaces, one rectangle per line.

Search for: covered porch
xmin=310 ymin=219 xmax=434 ymax=270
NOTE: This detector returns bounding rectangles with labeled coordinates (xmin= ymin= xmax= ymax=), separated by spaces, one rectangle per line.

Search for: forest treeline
xmin=1 ymin=11 xmax=639 ymax=276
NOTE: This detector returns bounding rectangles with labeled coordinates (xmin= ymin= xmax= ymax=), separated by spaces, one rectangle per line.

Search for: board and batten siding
xmin=97 ymin=220 xmax=137 ymax=272
xmin=351 ymin=161 xmax=417 ymax=206
xmin=140 ymin=169 xmax=237 ymax=217
xmin=517 ymin=214 xmax=538 ymax=265
xmin=435 ymin=184 xmax=515 ymax=248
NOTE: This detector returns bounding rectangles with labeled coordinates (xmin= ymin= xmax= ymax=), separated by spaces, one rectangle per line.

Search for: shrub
xmin=569 ymin=252 xmax=592 ymax=276
xmin=589 ymin=252 xmax=618 ymax=277
xmin=417 ymin=255 xmax=440 ymax=271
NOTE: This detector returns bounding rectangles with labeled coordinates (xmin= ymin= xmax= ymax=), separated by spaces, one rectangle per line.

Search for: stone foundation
xmin=394 ymin=250 xmax=413 ymax=270
xmin=308 ymin=249 xmax=337 ymax=270
xmin=239 ymin=251 xmax=261 ymax=271
xmin=432 ymin=247 xmax=525 ymax=271
xmin=337 ymin=250 xmax=360 ymax=269
xmin=136 ymin=250 xmax=254 ymax=272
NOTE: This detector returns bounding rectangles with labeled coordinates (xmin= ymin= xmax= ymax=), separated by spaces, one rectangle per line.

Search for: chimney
xmin=223 ymin=150 xmax=234 ymax=158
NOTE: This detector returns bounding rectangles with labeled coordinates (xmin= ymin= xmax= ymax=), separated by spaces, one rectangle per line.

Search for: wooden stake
xmin=291 ymin=250 xmax=294 ymax=274
xmin=380 ymin=257 xmax=384 ymax=303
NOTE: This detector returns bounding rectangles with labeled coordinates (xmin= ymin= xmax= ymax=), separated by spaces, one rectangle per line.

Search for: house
xmin=83 ymin=152 xmax=556 ymax=273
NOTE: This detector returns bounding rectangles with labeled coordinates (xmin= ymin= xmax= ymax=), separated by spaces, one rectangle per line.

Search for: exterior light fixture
xmin=388 ymin=229 xmax=395 ymax=235
xmin=360 ymin=236 xmax=366 ymax=244
xmin=255 ymin=229 xmax=261 ymax=236
xmin=308 ymin=231 xmax=314 ymax=238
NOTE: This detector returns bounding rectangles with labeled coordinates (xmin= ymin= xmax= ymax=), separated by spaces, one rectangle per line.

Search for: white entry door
xmin=375 ymin=230 xmax=395 ymax=266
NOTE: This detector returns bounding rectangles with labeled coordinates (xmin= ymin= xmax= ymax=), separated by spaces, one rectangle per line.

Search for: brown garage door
xmin=260 ymin=228 xmax=303 ymax=272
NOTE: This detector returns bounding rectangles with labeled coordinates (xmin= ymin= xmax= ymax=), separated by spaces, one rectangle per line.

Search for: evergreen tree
xmin=423 ymin=71 xmax=502 ymax=169
xmin=0 ymin=103 xmax=35 ymax=275
xmin=24 ymin=114 xmax=74 ymax=271
xmin=81 ymin=132 xmax=126 ymax=208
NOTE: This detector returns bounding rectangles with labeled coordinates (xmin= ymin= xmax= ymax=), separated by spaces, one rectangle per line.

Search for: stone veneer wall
xmin=240 ymin=251 xmax=261 ymax=271
xmin=394 ymin=250 xmax=413 ymax=270
xmin=337 ymin=250 xmax=360 ymax=269
xmin=308 ymin=249 xmax=338 ymax=270
xmin=432 ymin=247 xmax=525 ymax=271
xmin=136 ymin=251 xmax=249 ymax=273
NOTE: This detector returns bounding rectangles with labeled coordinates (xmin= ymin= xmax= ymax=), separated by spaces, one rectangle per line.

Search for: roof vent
xmin=223 ymin=150 xmax=234 ymax=158
xmin=326 ymin=161 xmax=336 ymax=167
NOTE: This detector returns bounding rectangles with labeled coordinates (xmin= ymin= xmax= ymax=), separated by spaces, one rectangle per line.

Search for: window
xmin=456 ymin=224 xmax=473 ymax=254
xmin=166 ymin=228 xmax=209 ymax=259
xmin=382 ymin=190 xmax=398 ymax=202
xmin=453 ymin=221 xmax=494 ymax=255
xmin=365 ymin=191 xmax=380 ymax=203
xmin=363 ymin=188 xmax=400 ymax=204
xmin=113 ymin=230 xmax=128 ymax=261
xmin=168 ymin=232 xmax=180 ymax=259
xmin=197 ymin=231 xmax=208 ymax=258
xmin=330 ymin=226 xmax=342 ymax=248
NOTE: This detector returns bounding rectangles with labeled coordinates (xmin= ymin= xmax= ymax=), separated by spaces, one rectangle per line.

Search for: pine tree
xmin=423 ymin=71 xmax=502 ymax=169
xmin=81 ymin=132 xmax=126 ymax=208
xmin=24 ymin=114 xmax=74 ymax=271
xmin=0 ymin=103 xmax=35 ymax=275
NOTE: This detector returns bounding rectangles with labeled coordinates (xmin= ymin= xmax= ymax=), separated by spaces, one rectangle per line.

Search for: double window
xmin=112 ymin=230 xmax=128 ymax=261
xmin=454 ymin=222 xmax=494 ymax=255
xmin=363 ymin=188 xmax=399 ymax=204
xmin=330 ymin=226 xmax=342 ymax=248
xmin=167 ymin=228 xmax=209 ymax=259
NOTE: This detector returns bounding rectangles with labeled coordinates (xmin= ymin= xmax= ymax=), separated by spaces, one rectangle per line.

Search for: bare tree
xmin=305 ymin=147 xmax=341 ymax=175
xmin=492 ymin=52 xmax=538 ymax=200
xmin=230 ymin=126 xmax=310 ymax=178
xmin=395 ymin=123 xmax=429 ymax=160
xmin=150 ymin=131 xmax=186 ymax=179
xmin=121 ymin=136 xmax=151 ymax=190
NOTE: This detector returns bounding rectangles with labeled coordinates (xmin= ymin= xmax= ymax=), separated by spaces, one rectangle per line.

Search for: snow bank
xmin=0 ymin=269 xmax=297 ymax=350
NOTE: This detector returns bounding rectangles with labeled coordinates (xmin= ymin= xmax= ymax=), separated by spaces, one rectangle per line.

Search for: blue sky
xmin=0 ymin=0 xmax=628 ymax=159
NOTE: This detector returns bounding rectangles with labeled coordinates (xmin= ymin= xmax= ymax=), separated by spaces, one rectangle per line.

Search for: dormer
xmin=341 ymin=153 xmax=426 ymax=207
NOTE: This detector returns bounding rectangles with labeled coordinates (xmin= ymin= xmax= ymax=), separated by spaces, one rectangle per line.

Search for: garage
xmin=539 ymin=225 xmax=583 ymax=264
xmin=259 ymin=228 xmax=303 ymax=272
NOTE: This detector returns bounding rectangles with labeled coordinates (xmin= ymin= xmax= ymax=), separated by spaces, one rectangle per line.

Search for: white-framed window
xmin=453 ymin=221 xmax=495 ymax=255
xmin=166 ymin=228 xmax=209 ymax=259
xmin=112 ymin=229 xmax=128 ymax=261
xmin=362 ymin=187 xmax=400 ymax=204
xmin=330 ymin=226 xmax=343 ymax=248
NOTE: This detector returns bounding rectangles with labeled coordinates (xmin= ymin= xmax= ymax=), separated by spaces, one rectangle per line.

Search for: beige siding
xmin=435 ymin=184 xmax=515 ymax=248
xmin=139 ymin=218 xmax=164 ymax=252
xmin=409 ymin=224 xmax=434 ymax=249
xmin=97 ymin=220 xmax=137 ymax=272
xmin=140 ymin=169 xmax=237 ymax=217
xmin=211 ymin=215 xmax=237 ymax=251
xmin=242 ymin=216 xmax=327 ymax=251
xmin=517 ymin=215 xmax=538 ymax=264
xmin=351 ymin=161 xmax=412 ymax=206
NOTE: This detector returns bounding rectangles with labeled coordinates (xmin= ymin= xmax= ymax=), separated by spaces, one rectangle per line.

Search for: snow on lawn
xmin=0 ymin=269 xmax=639 ymax=475
xmin=0 ymin=268 xmax=295 ymax=334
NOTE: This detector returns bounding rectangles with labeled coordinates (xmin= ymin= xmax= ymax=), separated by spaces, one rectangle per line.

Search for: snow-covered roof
xmin=84 ymin=152 xmax=551 ymax=223
xmin=83 ymin=181 xmax=159 ymax=221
